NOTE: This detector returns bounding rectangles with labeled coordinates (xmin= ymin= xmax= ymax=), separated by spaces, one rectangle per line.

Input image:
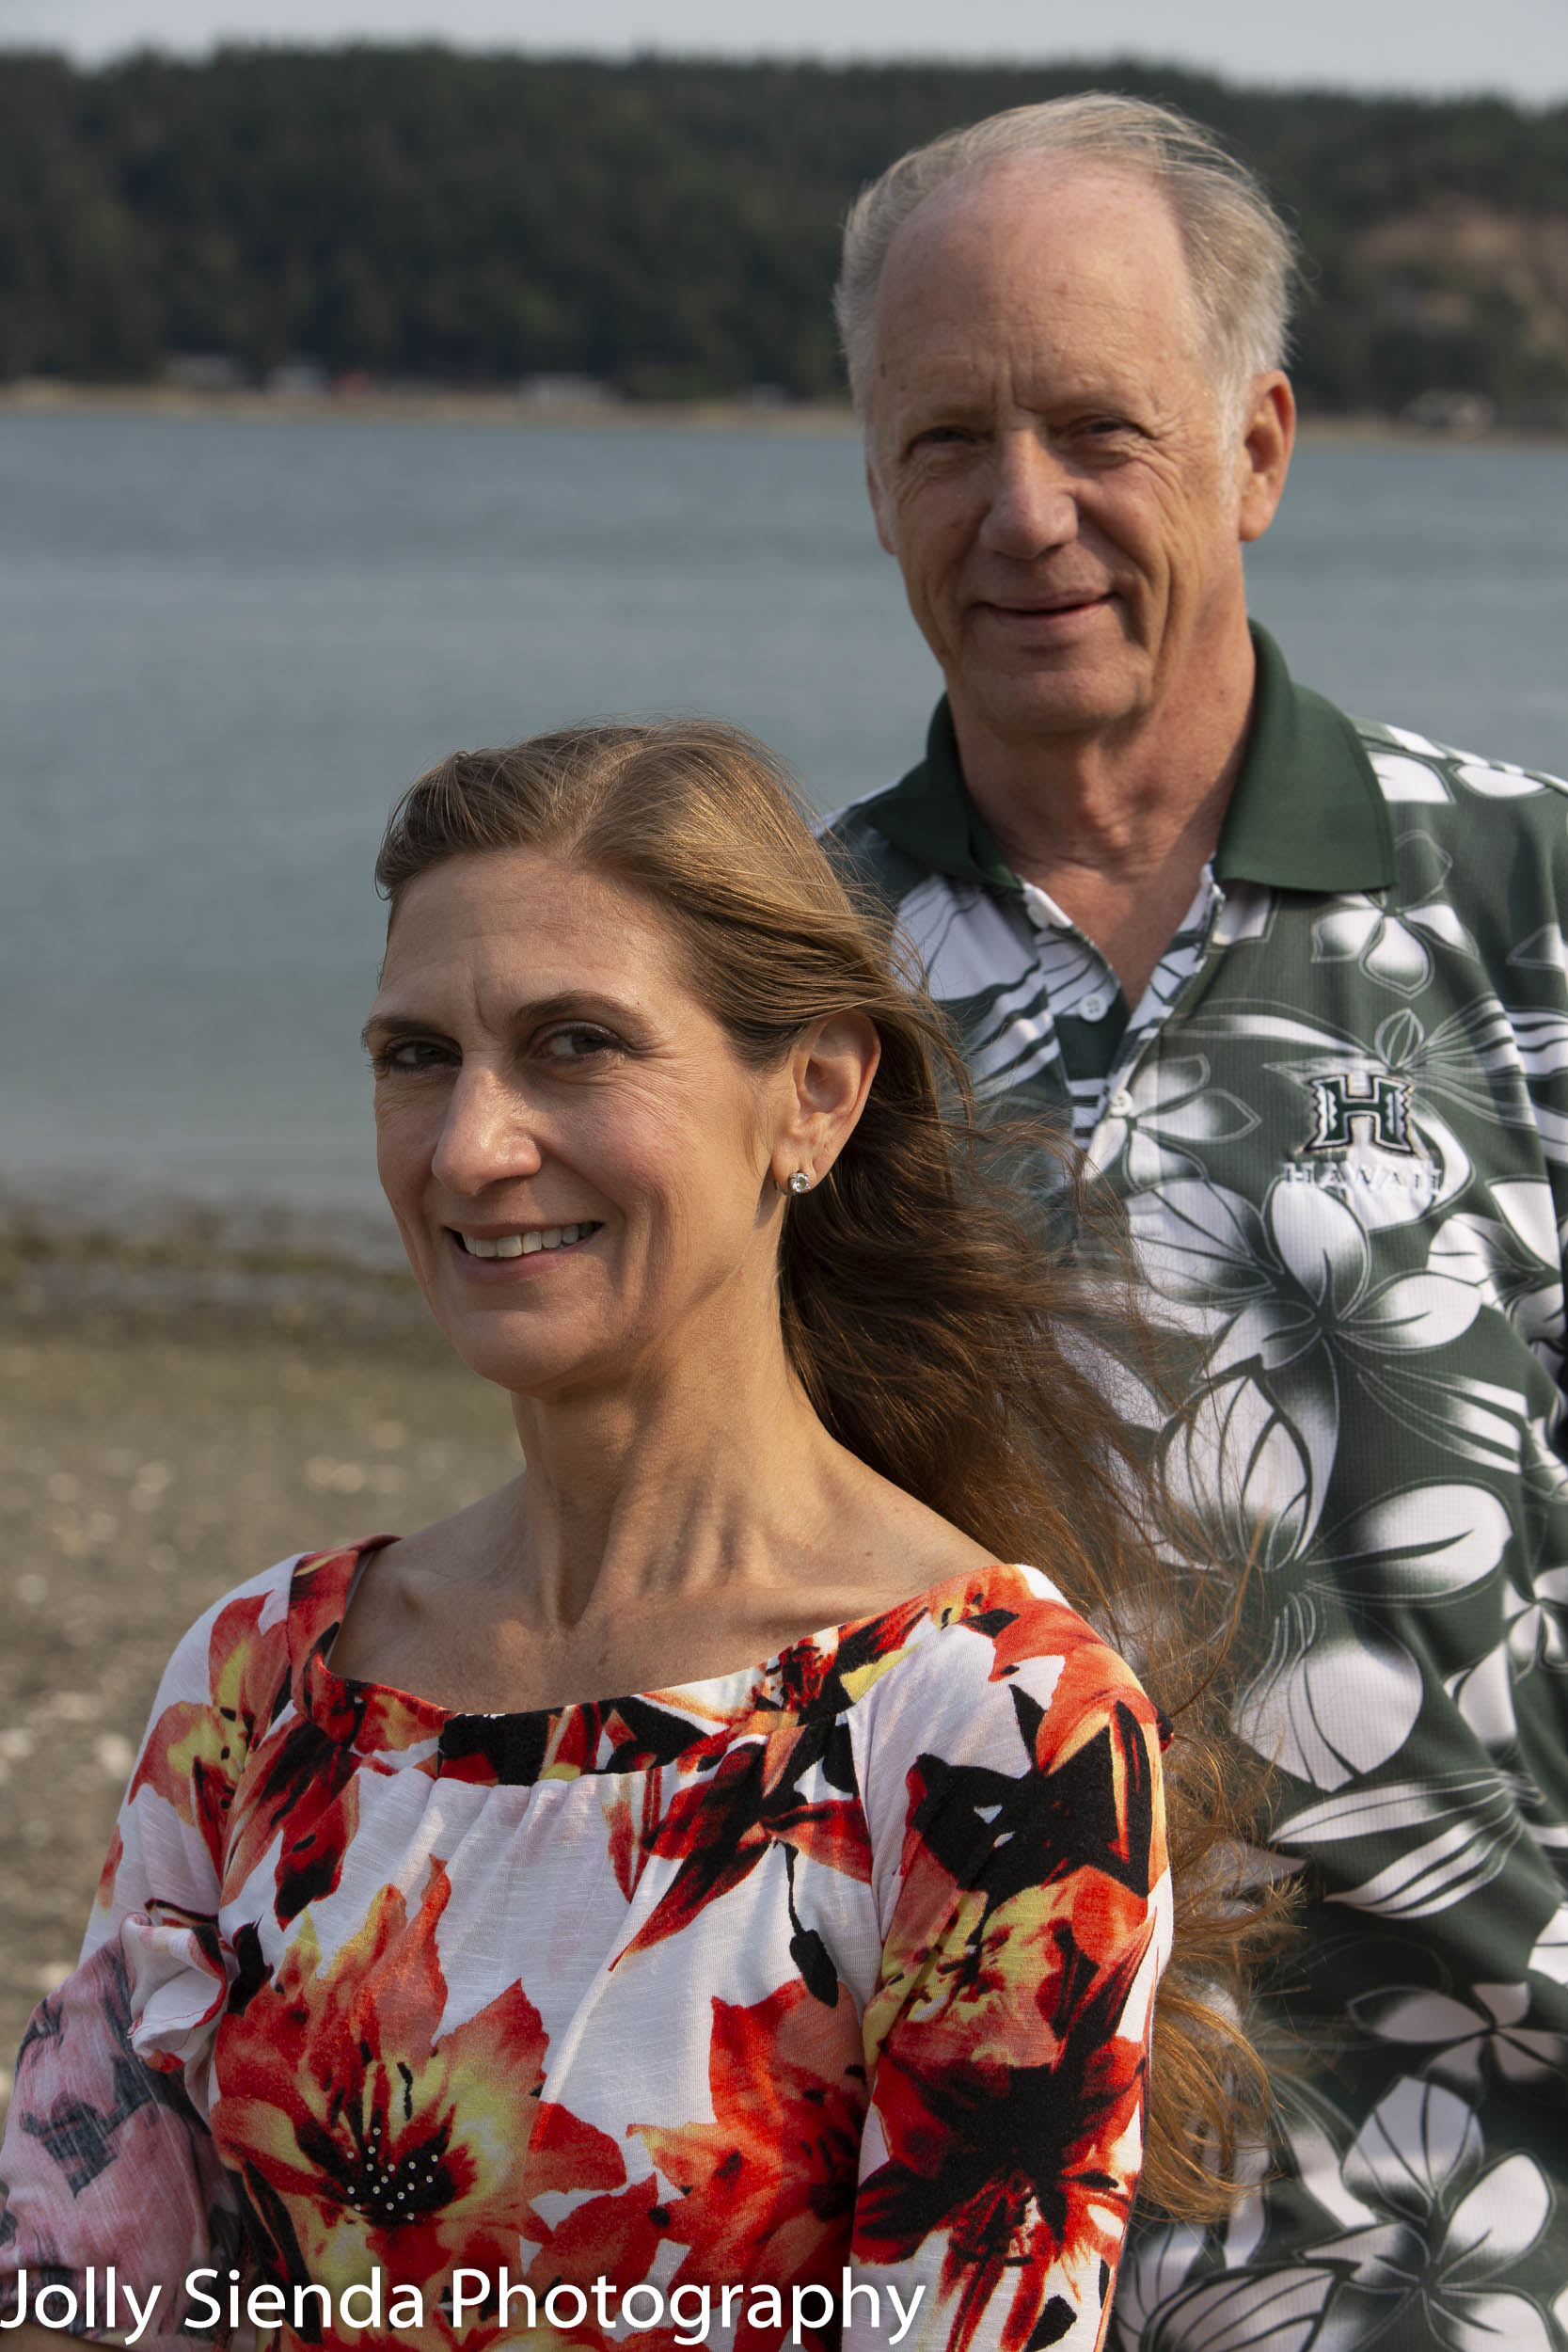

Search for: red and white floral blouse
xmin=0 ymin=1546 xmax=1170 ymax=2352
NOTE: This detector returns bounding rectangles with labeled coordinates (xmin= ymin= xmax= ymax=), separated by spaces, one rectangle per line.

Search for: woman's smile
xmin=447 ymin=1219 xmax=605 ymax=1271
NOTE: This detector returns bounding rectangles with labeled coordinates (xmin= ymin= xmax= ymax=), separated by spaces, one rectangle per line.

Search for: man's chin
xmin=958 ymin=668 xmax=1147 ymax=747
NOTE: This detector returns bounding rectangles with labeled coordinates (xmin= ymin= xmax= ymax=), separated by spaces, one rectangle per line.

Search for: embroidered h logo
xmin=1303 ymin=1073 xmax=1417 ymax=1155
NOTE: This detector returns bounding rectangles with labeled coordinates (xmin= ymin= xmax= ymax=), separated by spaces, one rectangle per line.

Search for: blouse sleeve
xmin=845 ymin=1579 xmax=1172 ymax=2352
xmin=0 ymin=1566 xmax=293 ymax=2345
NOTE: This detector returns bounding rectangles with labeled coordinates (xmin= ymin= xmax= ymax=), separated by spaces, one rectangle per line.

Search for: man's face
xmin=864 ymin=159 xmax=1286 ymax=753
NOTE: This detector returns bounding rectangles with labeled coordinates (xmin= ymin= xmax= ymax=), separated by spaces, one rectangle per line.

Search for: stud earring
xmin=785 ymin=1171 xmax=812 ymax=1196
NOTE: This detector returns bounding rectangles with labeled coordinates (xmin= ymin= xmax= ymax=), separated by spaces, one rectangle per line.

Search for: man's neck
xmin=951 ymin=630 xmax=1258 ymax=1007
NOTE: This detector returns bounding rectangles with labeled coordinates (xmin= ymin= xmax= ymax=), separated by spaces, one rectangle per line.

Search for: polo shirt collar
xmin=860 ymin=624 xmax=1395 ymax=897
xmin=861 ymin=696 xmax=1020 ymax=893
xmin=1216 ymin=625 xmax=1395 ymax=890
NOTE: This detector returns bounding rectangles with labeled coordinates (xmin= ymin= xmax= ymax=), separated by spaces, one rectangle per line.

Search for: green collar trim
xmin=859 ymin=696 xmax=1022 ymax=894
xmin=858 ymin=624 xmax=1395 ymax=898
xmin=1215 ymin=625 xmax=1394 ymax=890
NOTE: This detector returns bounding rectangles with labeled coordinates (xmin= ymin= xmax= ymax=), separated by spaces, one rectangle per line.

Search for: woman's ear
xmin=770 ymin=1013 xmax=880 ymax=1193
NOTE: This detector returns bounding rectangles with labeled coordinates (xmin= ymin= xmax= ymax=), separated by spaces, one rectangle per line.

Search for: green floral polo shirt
xmin=828 ymin=627 xmax=1568 ymax=2352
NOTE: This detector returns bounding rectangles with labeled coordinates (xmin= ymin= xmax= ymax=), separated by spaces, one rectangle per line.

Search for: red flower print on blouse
xmin=129 ymin=1589 xmax=278 ymax=1874
xmin=636 ymin=1980 xmax=868 ymax=2280
xmin=854 ymin=1690 xmax=1164 ymax=2352
xmin=616 ymin=1718 xmax=871 ymax=1962
xmin=540 ymin=1979 xmax=867 ymax=2348
xmin=211 ymin=1858 xmax=625 ymax=2311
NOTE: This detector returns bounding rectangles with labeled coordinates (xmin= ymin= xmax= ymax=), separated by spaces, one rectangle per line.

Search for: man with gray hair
xmin=828 ymin=93 xmax=1568 ymax=2349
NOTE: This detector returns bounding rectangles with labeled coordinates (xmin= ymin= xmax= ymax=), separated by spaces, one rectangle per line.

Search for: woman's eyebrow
xmin=513 ymin=991 xmax=624 ymax=1024
xmin=359 ymin=1010 xmax=429 ymax=1052
xmin=359 ymin=992 xmax=636 ymax=1055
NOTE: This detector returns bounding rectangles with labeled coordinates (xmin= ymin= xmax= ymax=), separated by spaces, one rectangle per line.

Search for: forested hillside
xmin=2 ymin=46 xmax=1565 ymax=416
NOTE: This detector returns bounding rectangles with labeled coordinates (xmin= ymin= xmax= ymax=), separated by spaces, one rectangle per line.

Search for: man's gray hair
xmin=834 ymin=92 xmax=1297 ymax=423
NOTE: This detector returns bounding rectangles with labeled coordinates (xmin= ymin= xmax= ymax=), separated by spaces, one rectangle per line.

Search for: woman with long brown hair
xmin=0 ymin=722 xmax=1267 ymax=2352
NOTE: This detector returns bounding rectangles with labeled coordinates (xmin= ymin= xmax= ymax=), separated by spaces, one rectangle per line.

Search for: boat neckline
xmin=293 ymin=1535 xmax=1050 ymax=1748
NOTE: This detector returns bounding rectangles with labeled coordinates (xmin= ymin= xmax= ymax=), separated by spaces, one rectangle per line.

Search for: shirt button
xmin=1107 ymin=1088 xmax=1134 ymax=1118
xmin=1080 ymin=990 xmax=1110 ymax=1023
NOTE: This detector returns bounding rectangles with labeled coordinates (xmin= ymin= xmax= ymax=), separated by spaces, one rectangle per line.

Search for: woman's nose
xmin=430 ymin=1066 xmax=544 ymax=1194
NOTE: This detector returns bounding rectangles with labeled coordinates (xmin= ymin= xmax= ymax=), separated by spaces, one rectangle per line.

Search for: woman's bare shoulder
xmin=370 ymin=1474 xmax=526 ymax=1578
xmin=814 ymin=1454 xmax=998 ymax=1610
xmin=326 ymin=1477 xmax=526 ymax=1690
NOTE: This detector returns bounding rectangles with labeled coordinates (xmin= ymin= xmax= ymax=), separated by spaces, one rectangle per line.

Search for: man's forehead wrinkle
xmin=875 ymin=299 xmax=1189 ymax=446
xmin=874 ymin=155 xmax=1206 ymax=390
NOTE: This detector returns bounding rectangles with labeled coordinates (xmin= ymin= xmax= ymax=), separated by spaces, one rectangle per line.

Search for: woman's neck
xmin=332 ymin=1310 xmax=990 ymax=1715
xmin=499 ymin=1318 xmax=851 ymax=1630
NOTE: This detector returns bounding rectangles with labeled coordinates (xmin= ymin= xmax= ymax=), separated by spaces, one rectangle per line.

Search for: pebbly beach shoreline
xmin=0 ymin=1196 xmax=523 ymax=2116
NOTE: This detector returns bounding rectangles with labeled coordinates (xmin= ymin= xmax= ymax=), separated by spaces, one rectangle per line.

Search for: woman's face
xmin=364 ymin=849 xmax=801 ymax=1401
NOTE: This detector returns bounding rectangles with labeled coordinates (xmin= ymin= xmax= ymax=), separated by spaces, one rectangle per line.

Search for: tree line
xmin=1 ymin=46 xmax=1566 ymax=416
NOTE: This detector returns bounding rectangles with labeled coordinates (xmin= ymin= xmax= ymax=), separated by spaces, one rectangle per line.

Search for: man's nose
xmin=977 ymin=433 xmax=1078 ymax=559
xmin=430 ymin=1064 xmax=545 ymax=1194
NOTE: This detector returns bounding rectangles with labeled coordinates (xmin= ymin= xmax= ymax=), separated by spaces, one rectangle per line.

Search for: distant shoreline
xmin=3 ymin=379 xmax=1565 ymax=446
xmin=0 ymin=380 xmax=860 ymax=436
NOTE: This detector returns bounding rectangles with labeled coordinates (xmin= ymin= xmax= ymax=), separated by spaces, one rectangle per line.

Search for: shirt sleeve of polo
xmin=844 ymin=1574 xmax=1172 ymax=2352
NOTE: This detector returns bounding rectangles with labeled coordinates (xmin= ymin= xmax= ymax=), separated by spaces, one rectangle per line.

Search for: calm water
xmin=3 ymin=410 xmax=1566 ymax=1218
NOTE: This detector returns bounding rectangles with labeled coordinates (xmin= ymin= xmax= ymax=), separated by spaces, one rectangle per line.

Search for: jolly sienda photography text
xmin=1 ymin=2266 xmax=928 ymax=2344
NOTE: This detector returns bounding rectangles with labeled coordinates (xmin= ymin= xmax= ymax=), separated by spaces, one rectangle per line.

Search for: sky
xmin=3 ymin=0 xmax=1567 ymax=104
